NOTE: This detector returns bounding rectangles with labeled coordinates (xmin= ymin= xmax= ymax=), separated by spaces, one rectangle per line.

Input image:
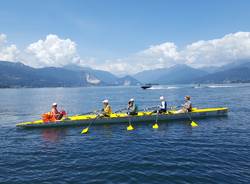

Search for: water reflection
xmin=42 ymin=128 xmax=67 ymax=142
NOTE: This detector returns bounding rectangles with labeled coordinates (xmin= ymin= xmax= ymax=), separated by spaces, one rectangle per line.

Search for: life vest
xmin=186 ymin=101 xmax=192 ymax=112
xmin=104 ymin=105 xmax=112 ymax=115
xmin=42 ymin=110 xmax=67 ymax=122
xmin=128 ymin=103 xmax=138 ymax=113
xmin=160 ymin=101 xmax=167 ymax=111
xmin=188 ymin=103 xmax=192 ymax=112
xmin=42 ymin=112 xmax=57 ymax=122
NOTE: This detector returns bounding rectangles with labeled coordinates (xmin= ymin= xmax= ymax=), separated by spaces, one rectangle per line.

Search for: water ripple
xmin=1 ymin=86 xmax=250 ymax=183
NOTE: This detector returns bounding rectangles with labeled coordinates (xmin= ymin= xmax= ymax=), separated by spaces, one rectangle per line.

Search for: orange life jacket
xmin=42 ymin=112 xmax=57 ymax=122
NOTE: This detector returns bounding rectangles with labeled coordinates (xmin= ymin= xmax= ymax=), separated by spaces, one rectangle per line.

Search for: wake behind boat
xmin=16 ymin=107 xmax=228 ymax=128
xmin=141 ymin=84 xmax=152 ymax=89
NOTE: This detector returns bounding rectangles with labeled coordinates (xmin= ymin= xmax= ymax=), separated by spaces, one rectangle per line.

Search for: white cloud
xmin=2 ymin=32 xmax=250 ymax=75
xmin=183 ymin=32 xmax=250 ymax=68
xmin=0 ymin=34 xmax=7 ymax=43
xmin=96 ymin=32 xmax=250 ymax=75
xmin=0 ymin=33 xmax=19 ymax=61
xmin=141 ymin=42 xmax=180 ymax=60
xmin=92 ymin=42 xmax=182 ymax=75
xmin=24 ymin=34 xmax=80 ymax=67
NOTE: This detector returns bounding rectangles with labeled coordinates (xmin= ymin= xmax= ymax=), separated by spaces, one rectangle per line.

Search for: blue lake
xmin=0 ymin=84 xmax=250 ymax=183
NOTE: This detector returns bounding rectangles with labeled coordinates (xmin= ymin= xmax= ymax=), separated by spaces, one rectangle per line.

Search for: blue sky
xmin=1 ymin=0 xmax=250 ymax=74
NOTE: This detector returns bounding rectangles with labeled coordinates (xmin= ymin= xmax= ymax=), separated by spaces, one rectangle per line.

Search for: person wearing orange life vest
xmin=101 ymin=99 xmax=112 ymax=117
xmin=51 ymin=103 xmax=65 ymax=120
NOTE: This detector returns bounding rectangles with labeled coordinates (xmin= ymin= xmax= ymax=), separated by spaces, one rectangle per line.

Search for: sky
xmin=1 ymin=0 xmax=250 ymax=75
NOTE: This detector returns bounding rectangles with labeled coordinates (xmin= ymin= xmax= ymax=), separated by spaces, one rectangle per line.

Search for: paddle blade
xmin=127 ymin=125 xmax=134 ymax=131
xmin=191 ymin=121 xmax=198 ymax=127
xmin=152 ymin=123 xmax=159 ymax=129
xmin=81 ymin=127 xmax=89 ymax=134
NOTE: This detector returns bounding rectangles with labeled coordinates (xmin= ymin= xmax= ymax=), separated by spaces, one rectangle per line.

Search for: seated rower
xmin=51 ymin=103 xmax=66 ymax=120
xmin=127 ymin=98 xmax=138 ymax=115
xmin=152 ymin=96 xmax=167 ymax=114
xmin=176 ymin=96 xmax=192 ymax=113
xmin=101 ymin=99 xmax=112 ymax=117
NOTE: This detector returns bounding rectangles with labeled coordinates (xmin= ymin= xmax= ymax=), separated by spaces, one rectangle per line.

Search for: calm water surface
xmin=0 ymin=84 xmax=250 ymax=184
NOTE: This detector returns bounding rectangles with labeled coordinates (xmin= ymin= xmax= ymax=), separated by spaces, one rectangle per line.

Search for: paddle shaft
xmin=126 ymin=113 xmax=134 ymax=131
xmin=79 ymin=111 xmax=94 ymax=115
xmin=128 ymin=114 xmax=132 ymax=126
xmin=157 ymin=110 xmax=160 ymax=123
xmin=86 ymin=114 xmax=100 ymax=128
xmin=144 ymin=106 xmax=158 ymax=111
xmin=185 ymin=111 xmax=193 ymax=121
xmin=185 ymin=111 xmax=197 ymax=124
xmin=114 ymin=108 xmax=127 ymax=113
xmin=79 ymin=110 xmax=101 ymax=116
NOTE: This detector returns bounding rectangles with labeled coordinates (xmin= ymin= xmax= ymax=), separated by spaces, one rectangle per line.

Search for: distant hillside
xmin=64 ymin=64 xmax=140 ymax=86
xmin=134 ymin=61 xmax=250 ymax=84
xmin=196 ymin=66 xmax=250 ymax=83
xmin=200 ymin=59 xmax=250 ymax=73
xmin=0 ymin=61 xmax=140 ymax=88
xmin=155 ymin=65 xmax=207 ymax=84
xmin=0 ymin=61 xmax=87 ymax=87
xmin=134 ymin=64 xmax=207 ymax=84
xmin=117 ymin=75 xmax=141 ymax=86
xmin=134 ymin=68 xmax=171 ymax=83
xmin=2 ymin=59 xmax=250 ymax=87
xmin=64 ymin=64 xmax=119 ymax=85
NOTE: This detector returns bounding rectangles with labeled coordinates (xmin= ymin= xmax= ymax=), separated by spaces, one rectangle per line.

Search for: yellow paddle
xmin=81 ymin=114 xmax=99 ymax=134
xmin=186 ymin=112 xmax=198 ymax=127
xmin=81 ymin=127 xmax=89 ymax=134
xmin=152 ymin=123 xmax=159 ymax=129
xmin=191 ymin=121 xmax=198 ymax=127
xmin=127 ymin=115 xmax=134 ymax=131
xmin=152 ymin=110 xmax=159 ymax=129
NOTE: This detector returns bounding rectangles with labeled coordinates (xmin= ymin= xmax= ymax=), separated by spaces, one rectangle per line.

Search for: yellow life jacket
xmin=104 ymin=105 xmax=112 ymax=115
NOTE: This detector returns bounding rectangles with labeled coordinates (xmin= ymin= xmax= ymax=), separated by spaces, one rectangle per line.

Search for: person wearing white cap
xmin=127 ymin=98 xmax=138 ymax=115
xmin=50 ymin=102 xmax=62 ymax=120
xmin=101 ymin=99 xmax=112 ymax=117
xmin=153 ymin=96 xmax=167 ymax=114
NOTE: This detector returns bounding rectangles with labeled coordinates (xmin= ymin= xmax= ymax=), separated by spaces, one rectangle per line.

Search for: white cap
xmin=52 ymin=103 xmax=57 ymax=106
xmin=129 ymin=98 xmax=134 ymax=102
xmin=103 ymin=99 xmax=109 ymax=103
xmin=160 ymin=96 xmax=164 ymax=100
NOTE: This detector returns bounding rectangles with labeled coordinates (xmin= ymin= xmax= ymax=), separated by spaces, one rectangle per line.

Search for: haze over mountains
xmin=0 ymin=61 xmax=140 ymax=88
xmin=1 ymin=60 xmax=250 ymax=88
xmin=133 ymin=60 xmax=250 ymax=84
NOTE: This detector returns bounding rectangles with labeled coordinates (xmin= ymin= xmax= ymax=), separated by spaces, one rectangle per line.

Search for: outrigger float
xmin=16 ymin=107 xmax=228 ymax=128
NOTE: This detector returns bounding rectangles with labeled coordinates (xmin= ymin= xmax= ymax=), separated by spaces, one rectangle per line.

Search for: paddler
xmin=50 ymin=103 xmax=66 ymax=120
xmin=152 ymin=96 xmax=167 ymax=114
xmin=177 ymin=96 xmax=192 ymax=113
xmin=127 ymin=98 xmax=138 ymax=115
xmin=100 ymin=99 xmax=112 ymax=117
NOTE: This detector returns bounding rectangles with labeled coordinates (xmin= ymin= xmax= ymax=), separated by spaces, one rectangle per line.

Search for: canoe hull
xmin=16 ymin=107 xmax=228 ymax=128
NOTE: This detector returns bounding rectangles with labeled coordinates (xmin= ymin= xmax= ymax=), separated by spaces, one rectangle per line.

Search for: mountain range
xmin=1 ymin=60 xmax=250 ymax=88
xmin=133 ymin=60 xmax=250 ymax=84
xmin=0 ymin=61 xmax=140 ymax=88
xmin=134 ymin=64 xmax=206 ymax=84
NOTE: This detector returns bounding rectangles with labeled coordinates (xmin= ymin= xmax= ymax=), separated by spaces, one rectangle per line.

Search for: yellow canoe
xmin=16 ymin=107 xmax=228 ymax=128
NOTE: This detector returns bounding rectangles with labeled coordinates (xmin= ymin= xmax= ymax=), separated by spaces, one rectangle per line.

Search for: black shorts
xmin=128 ymin=112 xmax=138 ymax=115
xmin=56 ymin=113 xmax=64 ymax=120
xmin=152 ymin=109 xmax=167 ymax=114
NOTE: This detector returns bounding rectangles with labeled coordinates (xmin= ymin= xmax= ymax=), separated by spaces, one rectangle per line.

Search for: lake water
xmin=0 ymin=84 xmax=250 ymax=184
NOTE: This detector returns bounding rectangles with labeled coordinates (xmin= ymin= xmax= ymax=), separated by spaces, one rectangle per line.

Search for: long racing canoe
xmin=16 ymin=107 xmax=228 ymax=128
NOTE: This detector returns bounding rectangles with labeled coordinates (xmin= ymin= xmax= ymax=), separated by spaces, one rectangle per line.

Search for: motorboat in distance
xmin=141 ymin=84 xmax=152 ymax=89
